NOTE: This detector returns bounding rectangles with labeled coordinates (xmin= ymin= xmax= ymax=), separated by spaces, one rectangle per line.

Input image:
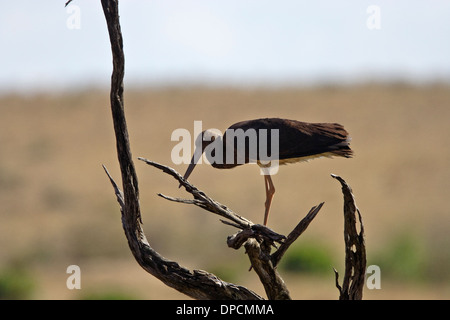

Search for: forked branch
xmin=138 ymin=157 xmax=288 ymax=245
xmin=138 ymin=158 xmax=325 ymax=300
xmin=101 ymin=0 xmax=262 ymax=300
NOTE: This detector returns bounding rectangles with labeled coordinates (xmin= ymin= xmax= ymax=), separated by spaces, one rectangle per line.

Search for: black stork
xmin=182 ymin=118 xmax=353 ymax=226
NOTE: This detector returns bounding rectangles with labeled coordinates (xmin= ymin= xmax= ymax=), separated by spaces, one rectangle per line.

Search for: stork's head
xmin=180 ymin=129 xmax=222 ymax=186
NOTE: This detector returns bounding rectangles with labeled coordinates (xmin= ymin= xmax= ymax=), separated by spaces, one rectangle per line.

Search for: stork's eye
xmin=211 ymin=136 xmax=215 ymax=142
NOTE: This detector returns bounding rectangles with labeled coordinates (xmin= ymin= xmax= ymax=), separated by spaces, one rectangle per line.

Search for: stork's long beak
xmin=179 ymin=159 xmax=196 ymax=188
xmin=179 ymin=149 xmax=202 ymax=188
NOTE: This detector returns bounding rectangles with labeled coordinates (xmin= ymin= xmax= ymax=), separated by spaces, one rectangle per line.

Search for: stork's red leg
xmin=263 ymin=175 xmax=275 ymax=226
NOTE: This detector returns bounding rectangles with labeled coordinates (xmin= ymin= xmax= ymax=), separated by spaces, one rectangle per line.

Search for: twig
xmin=271 ymin=202 xmax=324 ymax=267
xmin=102 ymin=164 xmax=124 ymax=208
xmin=139 ymin=158 xmax=246 ymax=225
xmin=333 ymin=268 xmax=343 ymax=296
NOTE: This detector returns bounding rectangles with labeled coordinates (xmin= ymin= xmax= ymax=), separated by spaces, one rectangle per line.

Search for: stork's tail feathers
xmin=318 ymin=123 xmax=353 ymax=158
xmin=329 ymin=139 xmax=353 ymax=158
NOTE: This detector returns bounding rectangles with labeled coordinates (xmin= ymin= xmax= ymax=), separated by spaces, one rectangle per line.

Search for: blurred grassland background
xmin=1 ymin=83 xmax=449 ymax=299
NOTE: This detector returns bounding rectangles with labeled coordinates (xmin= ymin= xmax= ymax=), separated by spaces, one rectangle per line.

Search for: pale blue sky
xmin=1 ymin=0 xmax=450 ymax=93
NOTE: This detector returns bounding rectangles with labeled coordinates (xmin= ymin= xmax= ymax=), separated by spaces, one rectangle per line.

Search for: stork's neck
xmin=202 ymin=134 xmax=244 ymax=169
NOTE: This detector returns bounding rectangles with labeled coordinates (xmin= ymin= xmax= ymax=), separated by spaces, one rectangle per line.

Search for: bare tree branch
xmin=138 ymin=157 xmax=254 ymax=229
xmin=138 ymin=157 xmax=289 ymax=250
xmin=271 ymin=202 xmax=324 ymax=267
xmin=331 ymin=174 xmax=366 ymax=300
xmin=101 ymin=0 xmax=262 ymax=300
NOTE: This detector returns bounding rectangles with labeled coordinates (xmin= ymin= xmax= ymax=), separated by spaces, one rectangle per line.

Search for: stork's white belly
xmin=253 ymin=152 xmax=336 ymax=169
xmin=278 ymin=152 xmax=337 ymax=165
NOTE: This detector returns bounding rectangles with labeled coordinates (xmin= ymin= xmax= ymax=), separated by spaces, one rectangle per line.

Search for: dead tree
xmin=97 ymin=0 xmax=366 ymax=300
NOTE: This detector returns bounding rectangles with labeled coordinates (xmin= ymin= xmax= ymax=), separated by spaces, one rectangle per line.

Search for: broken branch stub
xmin=331 ymin=174 xmax=366 ymax=300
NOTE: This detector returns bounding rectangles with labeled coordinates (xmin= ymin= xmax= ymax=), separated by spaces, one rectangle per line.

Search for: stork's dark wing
xmin=228 ymin=118 xmax=353 ymax=161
